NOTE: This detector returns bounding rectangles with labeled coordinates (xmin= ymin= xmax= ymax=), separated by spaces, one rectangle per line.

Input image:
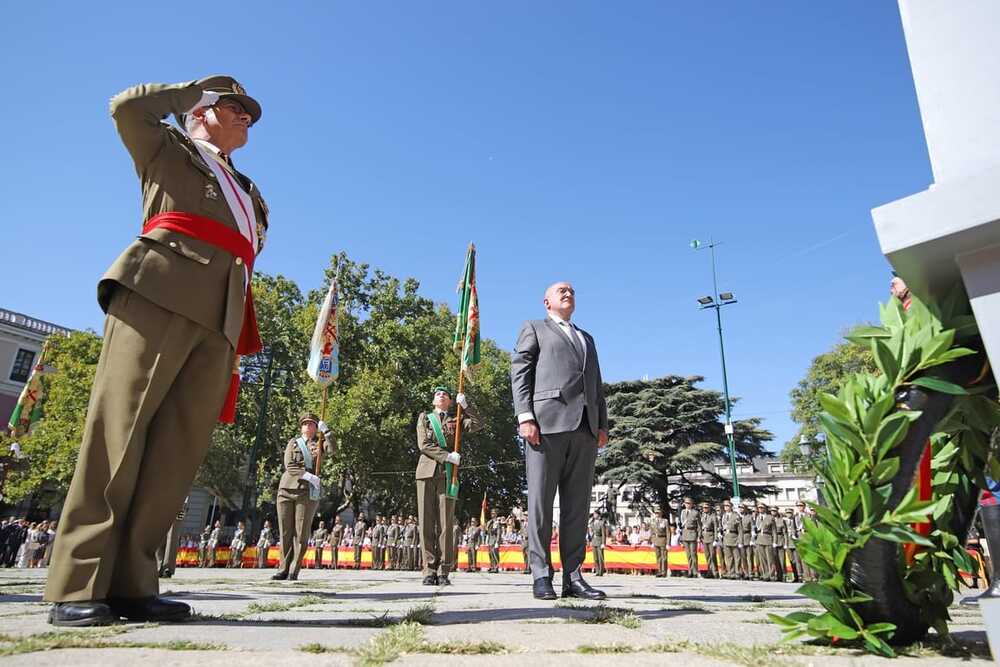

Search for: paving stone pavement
xmin=0 ymin=567 xmax=992 ymax=665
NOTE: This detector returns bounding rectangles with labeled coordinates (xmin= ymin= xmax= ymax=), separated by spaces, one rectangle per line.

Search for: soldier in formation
xmin=353 ymin=515 xmax=367 ymax=570
xmin=465 ymin=519 xmax=482 ymax=571
xmin=754 ymin=502 xmax=776 ymax=582
xmin=486 ymin=509 xmax=503 ymax=573
xmin=228 ymin=520 xmax=247 ymax=568
xmin=256 ymin=520 xmax=273 ymax=569
xmin=386 ymin=515 xmax=400 ymax=570
xmin=588 ymin=512 xmax=606 ymax=577
xmin=311 ymin=520 xmax=329 ymax=569
xmin=205 ymin=521 xmax=221 ymax=568
xmin=679 ymin=498 xmax=700 ymax=578
xmin=740 ymin=503 xmax=755 ymax=579
xmin=651 ymin=508 xmax=671 ymax=577
xmin=329 ymin=516 xmax=344 ymax=570
xmin=699 ymin=502 xmax=718 ymax=578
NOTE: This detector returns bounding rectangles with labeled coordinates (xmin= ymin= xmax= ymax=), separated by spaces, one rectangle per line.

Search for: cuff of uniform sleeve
xmin=517 ymin=412 xmax=535 ymax=424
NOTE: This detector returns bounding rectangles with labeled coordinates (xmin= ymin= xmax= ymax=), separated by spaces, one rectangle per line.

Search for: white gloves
xmin=456 ymin=392 xmax=468 ymax=410
xmin=188 ymin=90 xmax=220 ymax=113
xmin=301 ymin=472 xmax=321 ymax=489
xmin=317 ymin=420 xmax=330 ymax=434
xmin=446 ymin=452 xmax=461 ymax=465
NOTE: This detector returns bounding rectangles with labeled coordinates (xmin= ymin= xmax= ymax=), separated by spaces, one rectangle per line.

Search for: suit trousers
xmin=154 ymin=519 xmax=180 ymax=575
xmin=592 ymin=544 xmax=604 ymax=575
xmin=525 ymin=423 xmax=597 ymax=584
xmin=416 ymin=475 xmax=456 ymax=577
xmin=654 ymin=545 xmax=668 ymax=575
xmin=683 ymin=541 xmax=698 ymax=576
xmin=44 ymin=289 xmax=231 ymax=602
xmin=276 ymin=488 xmax=319 ymax=578
xmin=723 ymin=545 xmax=739 ymax=578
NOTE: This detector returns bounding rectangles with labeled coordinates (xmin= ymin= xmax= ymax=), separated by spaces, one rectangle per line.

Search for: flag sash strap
xmin=427 ymin=413 xmax=457 ymax=498
xmin=296 ymin=437 xmax=320 ymax=500
xmin=142 ymin=211 xmax=263 ymax=423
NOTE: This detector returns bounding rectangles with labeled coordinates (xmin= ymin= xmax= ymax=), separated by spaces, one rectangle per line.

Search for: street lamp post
xmin=691 ymin=238 xmax=741 ymax=500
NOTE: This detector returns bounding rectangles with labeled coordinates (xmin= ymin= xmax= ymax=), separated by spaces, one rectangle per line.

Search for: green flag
xmin=7 ymin=341 xmax=52 ymax=437
xmin=454 ymin=244 xmax=481 ymax=379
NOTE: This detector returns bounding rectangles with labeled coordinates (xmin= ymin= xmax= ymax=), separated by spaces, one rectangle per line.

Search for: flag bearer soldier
xmin=416 ymin=387 xmax=481 ymax=585
xmin=519 ymin=519 xmax=531 ymax=574
xmin=699 ymin=502 xmax=719 ymax=578
xmin=353 ymin=515 xmax=367 ymax=570
xmin=679 ymin=498 xmax=701 ymax=578
xmin=466 ymin=518 xmax=482 ymax=571
xmin=740 ymin=503 xmax=755 ymax=579
xmin=772 ymin=507 xmax=787 ymax=582
xmin=311 ymin=520 xmax=329 ymax=570
xmin=754 ymin=502 xmax=776 ymax=582
xmin=486 ymin=508 xmax=503 ymax=573
xmin=721 ymin=500 xmax=742 ymax=579
xmin=329 ymin=516 xmax=344 ymax=570
xmin=588 ymin=512 xmax=606 ymax=577
xmin=651 ymin=508 xmax=671 ymax=578
xmin=272 ymin=413 xmax=335 ymax=581
xmin=45 ymin=76 xmax=268 ymax=627
xmin=256 ymin=520 xmax=274 ymax=569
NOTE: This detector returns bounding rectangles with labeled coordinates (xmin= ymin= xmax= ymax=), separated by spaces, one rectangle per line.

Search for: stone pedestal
xmin=872 ymin=1 xmax=1000 ymax=378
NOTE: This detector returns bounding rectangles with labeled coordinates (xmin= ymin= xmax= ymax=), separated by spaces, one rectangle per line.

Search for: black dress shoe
xmin=422 ymin=574 xmax=439 ymax=586
xmin=108 ymin=596 xmax=190 ymax=622
xmin=437 ymin=574 xmax=451 ymax=586
xmin=532 ymin=577 xmax=557 ymax=600
xmin=271 ymin=572 xmax=288 ymax=580
xmin=49 ymin=601 xmax=116 ymax=627
xmin=562 ymin=578 xmax=607 ymax=600
xmin=288 ymin=574 xmax=298 ymax=581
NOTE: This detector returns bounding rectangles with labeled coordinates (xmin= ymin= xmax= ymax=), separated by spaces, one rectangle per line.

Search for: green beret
xmin=432 ymin=386 xmax=452 ymax=397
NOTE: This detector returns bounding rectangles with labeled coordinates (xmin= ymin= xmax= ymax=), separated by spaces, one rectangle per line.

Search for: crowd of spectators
xmin=0 ymin=518 xmax=57 ymax=568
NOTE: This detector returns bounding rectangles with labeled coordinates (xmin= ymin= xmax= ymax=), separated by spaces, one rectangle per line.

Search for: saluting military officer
xmin=699 ymin=502 xmax=719 ymax=578
xmin=754 ymin=502 xmax=776 ymax=582
xmin=679 ymin=498 xmax=701 ymax=578
xmin=273 ymin=413 xmax=336 ymax=581
xmin=329 ymin=516 xmax=344 ymax=570
xmin=353 ymin=515 xmax=367 ymax=570
xmin=588 ymin=512 xmax=607 ymax=577
xmin=311 ymin=520 xmax=329 ymax=570
xmin=416 ymin=387 xmax=481 ymax=585
xmin=651 ymin=508 xmax=671 ymax=578
xmin=45 ymin=76 xmax=268 ymax=627
xmin=720 ymin=500 xmax=742 ymax=580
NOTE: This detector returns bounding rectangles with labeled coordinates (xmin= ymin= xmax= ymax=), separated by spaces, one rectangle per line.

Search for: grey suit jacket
xmin=510 ymin=317 xmax=608 ymax=437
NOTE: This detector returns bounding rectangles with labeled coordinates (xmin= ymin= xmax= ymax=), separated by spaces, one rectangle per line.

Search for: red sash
xmin=143 ymin=212 xmax=262 ymax=423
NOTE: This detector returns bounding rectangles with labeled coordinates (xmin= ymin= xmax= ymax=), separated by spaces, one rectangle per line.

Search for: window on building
xmin=768 ymin=463 xmax=784 ymax=474
xmin=9 ymin=349 xmax=35 ymax=383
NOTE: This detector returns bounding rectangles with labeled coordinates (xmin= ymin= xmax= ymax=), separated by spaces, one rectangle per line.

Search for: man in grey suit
xmin=511 ymin=281 xmax=608 ymax=601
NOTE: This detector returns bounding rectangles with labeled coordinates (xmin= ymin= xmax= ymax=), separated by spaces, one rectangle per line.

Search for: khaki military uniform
xmin=155 ymin=498 xmax=187 ymax=577
xmin=206 ymin=526 xmax=221 ymax=567
xmin=486 ymin=517 xmax=503 ymax=573
xmin=256 ymin=526 xmax=273 ymax=568
xmin=721 ymin=511 xmax=742 ymax=579
xmin=589 ymin=518 xmax=606 ymax=576
xmin=740 ymin=510 xmax=755 ymax=579
xmin=700 ymin=510 xmax=719 ymax=578
xmin=415 ymin=406 xmax=481 ymax=578
xmin=329 ymin=522 xmax=344 ymax=570
xmin=773 ymin=514 xmax=787 ymax=582
xmin=450 ymin=523 xmax=462 ymax=571
xmin=519 ymin=521 xmax=531 ymax=574
xmin=386 ymin=521 xmax=400 ymax=570
xmin=45 ymin=79 xmax=269 ymax=604
xmin=466 ymin=525 xmax=482 ymax=571
xmin=372 ymin=521 xmax=386 ymax=570
xmin=399 ymin=522 xmax=414 ymax=570
xmin=275 ymin=429 xmax=335 ymax=579
xmin=353 ymin=519 xmax=367 ymax=569
xmin=311 ymin=525 xmax=329 ymax=569
xmin=651 ymin=517 xmax=671 ymax=577
xmin=754 ymin=512 xmax=776 ymax=582
xmin=680 ymin=508 xmax=701 ymax=577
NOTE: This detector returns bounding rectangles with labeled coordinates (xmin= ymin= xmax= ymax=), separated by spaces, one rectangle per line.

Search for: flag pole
xmin=450 ymin=242 xmax=474 ymax=493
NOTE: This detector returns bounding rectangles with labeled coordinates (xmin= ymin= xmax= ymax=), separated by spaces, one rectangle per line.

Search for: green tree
xmin=3 ymin=330 xmax=103 ymax=507
xmin=595 ymin=375 xmax=773 ymax=515
xmin=781 ymin=330 xmax=877 ymax=460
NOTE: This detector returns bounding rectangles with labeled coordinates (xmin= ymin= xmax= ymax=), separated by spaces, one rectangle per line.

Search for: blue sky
xmin=0 ymin=2 xmax=931 ymax=452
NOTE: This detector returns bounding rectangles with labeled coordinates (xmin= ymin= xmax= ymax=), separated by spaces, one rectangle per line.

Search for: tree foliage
xmin=782 ymin=331 xmax=877 ymax=460
xmin=596 ymin=375 xmax=773 ymax=514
